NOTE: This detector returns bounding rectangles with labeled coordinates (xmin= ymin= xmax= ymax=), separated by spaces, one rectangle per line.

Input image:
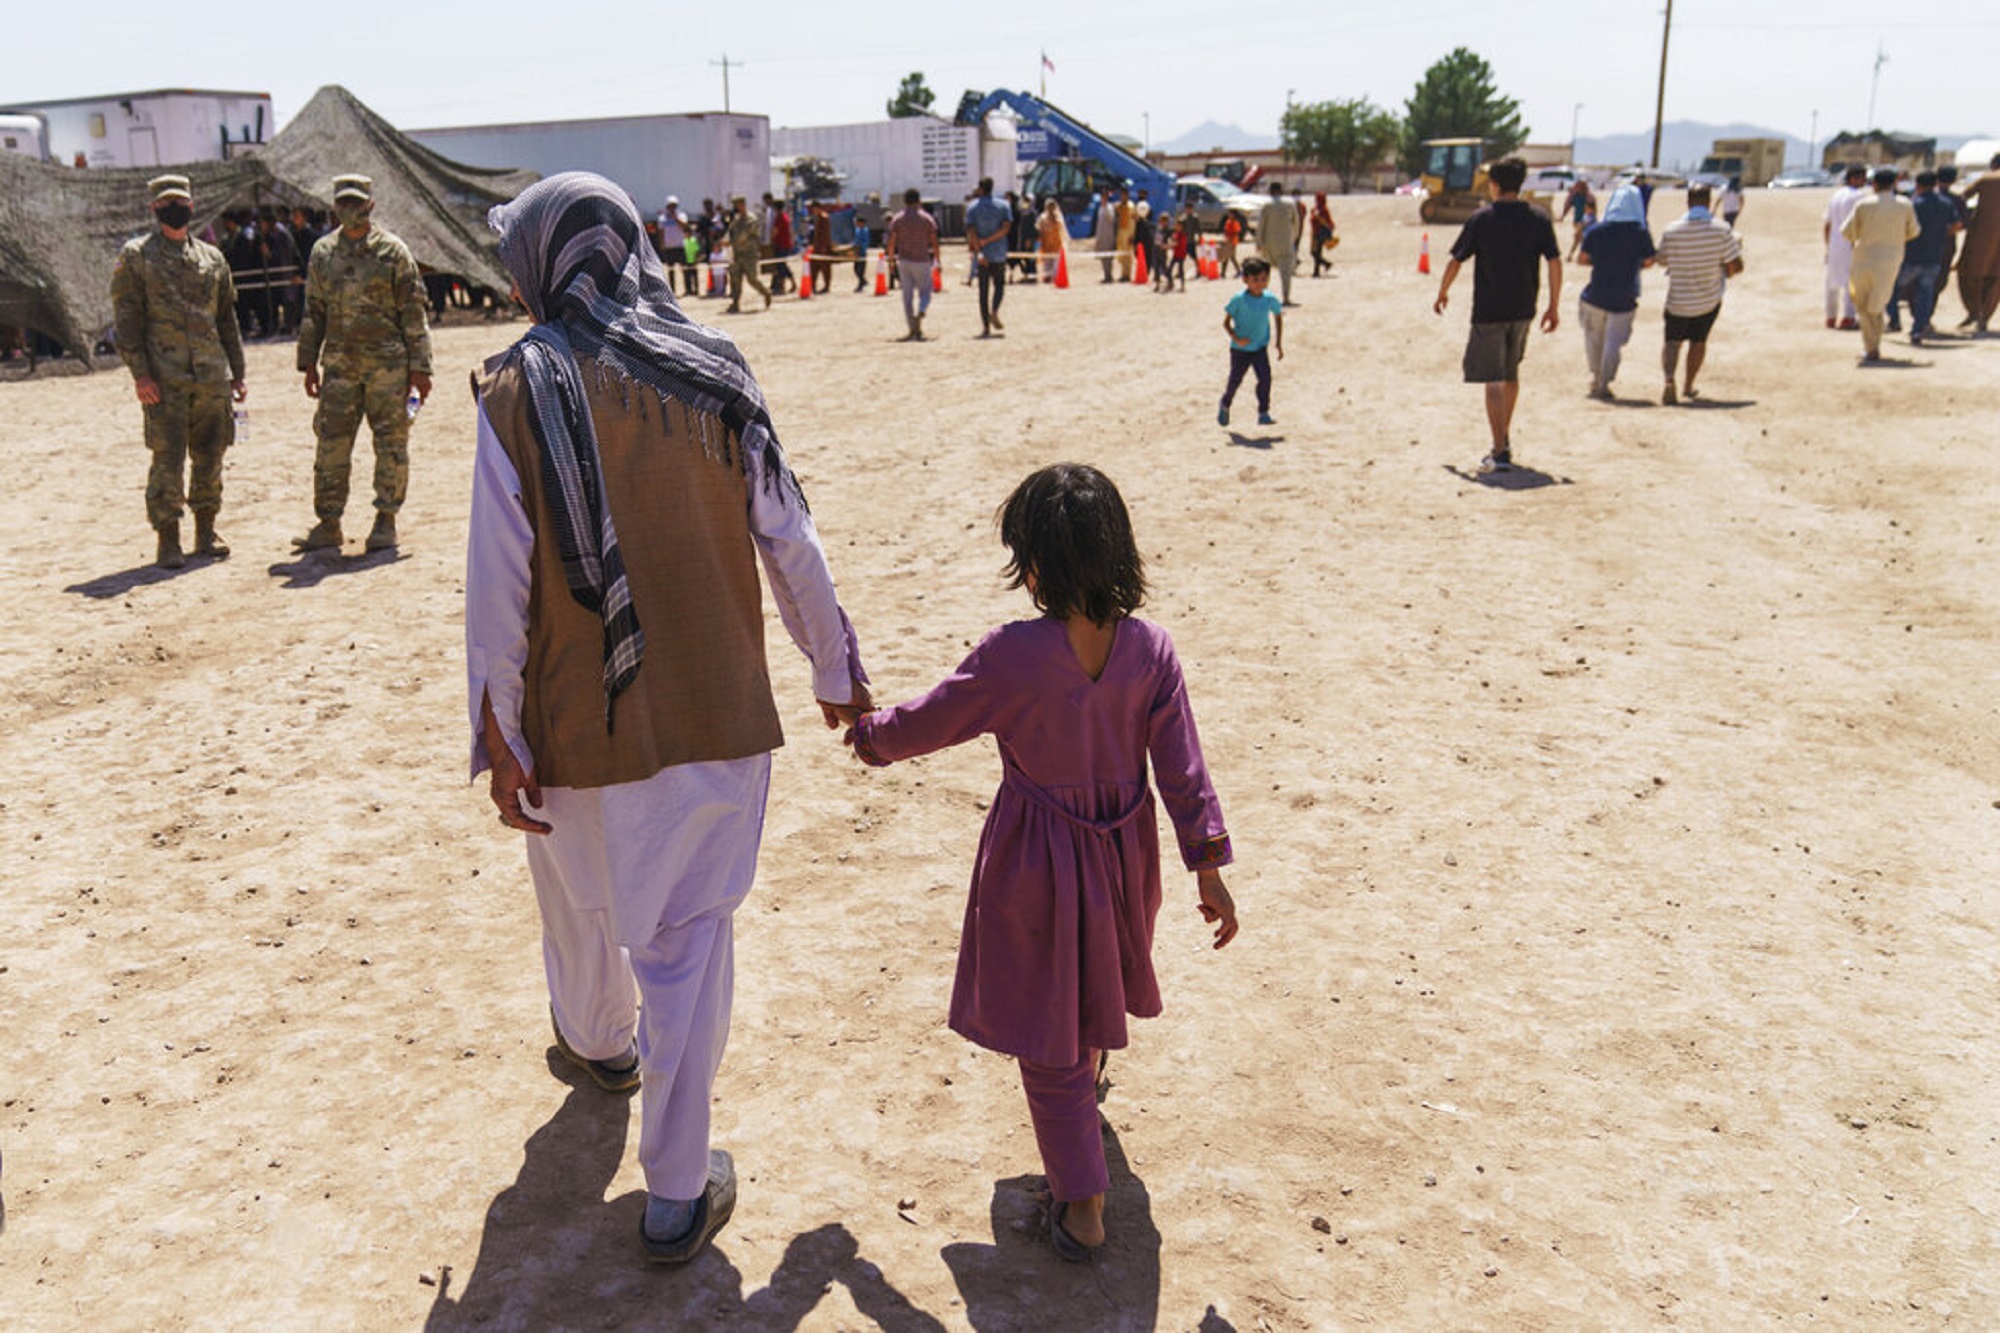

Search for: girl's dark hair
xmin=997 ymin=463 xmax=1147 ymax=625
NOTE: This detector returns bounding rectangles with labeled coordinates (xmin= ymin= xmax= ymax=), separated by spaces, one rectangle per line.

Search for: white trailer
xmin=770 ymin=114 xmax=1009 ymax=204
xmin=409 ymin=112 xmax=769 ymax=215
xmin=0 ymin=112 xmax=49 ymax=161
xmin=0 ymin=89 xmax=272 ymax=168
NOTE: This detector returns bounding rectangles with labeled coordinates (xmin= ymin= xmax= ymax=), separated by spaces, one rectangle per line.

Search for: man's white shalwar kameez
xmin=466 ymin=402 xmax=859 ymax=1201
xmin=1824 ymin=185 xmax=1866 ymax=322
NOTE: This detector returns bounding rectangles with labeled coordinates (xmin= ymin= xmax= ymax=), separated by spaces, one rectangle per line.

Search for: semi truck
xmin=409 ymin=112 xmax=770 ymax=217
xmin=1698 ymin=138 xmax=1786 ymax=187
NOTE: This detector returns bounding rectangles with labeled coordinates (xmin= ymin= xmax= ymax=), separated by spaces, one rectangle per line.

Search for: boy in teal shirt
xmin=1219 ymin=258 xmax=1285 ymax=426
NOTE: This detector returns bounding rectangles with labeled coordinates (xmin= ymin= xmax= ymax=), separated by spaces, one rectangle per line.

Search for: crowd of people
xmin=1431 ymin=153 xmax=1999 ymax=475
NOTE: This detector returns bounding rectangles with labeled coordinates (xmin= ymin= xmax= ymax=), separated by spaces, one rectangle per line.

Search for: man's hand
xmin=819 ymin=676 xmax=874 ymax=730
xmin=1432 ymin=291 xmax=1449 ymax=315
xmin=408 ymin=370 xmax=433 ymax=403
xmin=482 ymin=695 xmax=550 ymax=834
xmin=230 ymin=380 xmax=247 ymax=403
xmin=134 ymin=375 xmax=161 ymax=406
xmin=1540 ymin=305 xmax=1560 ymax=333
xmin=1197 ymin=868 xmax=1239 ymax=949
xmin=302 ymin=367 xmax=321 ymax=399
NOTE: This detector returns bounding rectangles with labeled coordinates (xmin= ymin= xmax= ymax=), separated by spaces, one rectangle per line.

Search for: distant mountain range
xmin=1155 ymin=120 xmax=1279 ymax=154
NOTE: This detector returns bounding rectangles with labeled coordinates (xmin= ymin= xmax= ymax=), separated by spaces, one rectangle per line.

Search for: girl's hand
xmin=1196 ymin=868 xmax=1238 ymax=949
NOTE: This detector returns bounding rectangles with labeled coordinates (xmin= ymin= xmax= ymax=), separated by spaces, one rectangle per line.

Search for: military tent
xmin=0 ymin=84 xmax=535 ymax=367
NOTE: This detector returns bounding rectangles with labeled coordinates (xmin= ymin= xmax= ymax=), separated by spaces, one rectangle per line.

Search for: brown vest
xmin=477 ymin=352 xmax=783 ymax=789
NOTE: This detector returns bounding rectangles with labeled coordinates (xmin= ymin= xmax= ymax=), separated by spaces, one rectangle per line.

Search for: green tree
xmin=886 ymin=72 xmax=936 ymax=119
xmin=1398 ymin=47 xmax=1527 ymax=176
xmin=1281 ymin=98 xmax=1402 ymax=193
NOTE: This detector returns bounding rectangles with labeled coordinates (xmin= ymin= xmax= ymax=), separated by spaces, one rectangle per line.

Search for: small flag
xmin=1041 ymin=51 xmax=1056 ymax=72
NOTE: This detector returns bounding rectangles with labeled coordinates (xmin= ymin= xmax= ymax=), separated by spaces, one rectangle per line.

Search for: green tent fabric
xmin=255 ymin=85 xmax=537 ymax=301
xmin=0 ymin=84 xmax=536 ymax=367
xmin=0 ymin=153 xmax=309 ymax=364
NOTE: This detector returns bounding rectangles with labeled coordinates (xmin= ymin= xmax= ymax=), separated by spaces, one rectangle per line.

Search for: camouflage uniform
xmin=296 ymin=214 xmax=433 ymax=523
xmin=726 ymin=208 xmax=770 ymax=310
xmin=110 ymin=216 xmax=245 ymax=532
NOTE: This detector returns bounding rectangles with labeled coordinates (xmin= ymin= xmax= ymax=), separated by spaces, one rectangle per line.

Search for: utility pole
xmin=1571 ymin=103 xmax=1584 ymax=161
xmin=710 ymin=54 xmax=742 ymax=114
xmin=1867 ymin=43 xmax=1888 ymax=130
xmin=1808 ymin=109 xmax=1818 ymax=169
xmin=1651 ymin=0 xmax=1673 ymax=169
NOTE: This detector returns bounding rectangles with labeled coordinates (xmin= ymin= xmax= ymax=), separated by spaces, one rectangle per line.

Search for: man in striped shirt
xmin=1656 ymin=185 xmax=1744 ymax=404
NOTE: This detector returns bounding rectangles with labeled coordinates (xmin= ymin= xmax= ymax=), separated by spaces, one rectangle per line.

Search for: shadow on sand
xmin=941 ymin=1127 xmax=1161 ymax=1331
xmin=1441 ymin=461 xmax=1571 ymax=491
xmin=64 ymin=554 xmax=223 ymax=599
xmin=267 ymin=546 xmax=404 ymax=589
xmin=424 ymin=1052 xmax=942 ymax=1331
xmin=1225 ymin=431 xmax=1281 ymax=450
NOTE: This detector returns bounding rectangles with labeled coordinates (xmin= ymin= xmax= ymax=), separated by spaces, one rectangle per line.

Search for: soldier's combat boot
xmin=193 ymin=510 xmax=229 ymax=559
xmin=293 ymin=517 xmax=342 ymax=552
xmin=365 ymin=512 xmax=398 ymax=552
xmin=155 ymin=522 xmax=186 ymax=570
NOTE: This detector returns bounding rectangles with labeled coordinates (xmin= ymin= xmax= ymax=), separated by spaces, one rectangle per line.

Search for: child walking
xmin=845 ymin=463 xmax=1239 ymax=1263
xmin=1219 ymin=257 xmax=1284 ymax=426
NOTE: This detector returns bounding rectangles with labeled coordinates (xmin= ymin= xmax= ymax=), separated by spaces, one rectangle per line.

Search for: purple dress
xmin=853 ymin=617 xmax=1231 ymax=1066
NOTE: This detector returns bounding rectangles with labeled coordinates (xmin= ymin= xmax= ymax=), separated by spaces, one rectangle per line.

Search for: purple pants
xmin=1019 ymin=1050 xmax=1109 ymax=1202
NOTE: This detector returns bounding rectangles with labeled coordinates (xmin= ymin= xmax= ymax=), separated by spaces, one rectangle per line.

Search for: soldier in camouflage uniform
xmin=110 ymin=175 xmax=248 ymax=569
xmin=725 ymin=196 xmax=771 ymax=313
xmin=295 ymin=175 xmax=434 ymax=552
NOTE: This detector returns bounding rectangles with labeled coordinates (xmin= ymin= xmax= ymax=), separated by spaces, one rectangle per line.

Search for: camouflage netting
xmin=0 ymin=85 xmax=536 ymax=367
xmin=256 ymin=85 xmax=537 ymax=301
xmin=0 ymin=153 xmax=311 ymax=364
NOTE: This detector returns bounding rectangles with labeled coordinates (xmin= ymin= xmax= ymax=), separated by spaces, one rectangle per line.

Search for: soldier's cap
xmin=332 ymin=175 xmax=374 ymax=201
xmin=148 ymin=175 xmax=192 ymax=202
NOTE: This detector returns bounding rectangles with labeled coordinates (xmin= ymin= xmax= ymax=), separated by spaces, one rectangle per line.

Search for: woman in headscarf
xmin=1309 ymin=192 xmax=1338 ymax=276
xmin=466 ymin=172 xmax=871 ymax=1264
xmin=1574 ymin=183 xmax=1657 ymax=400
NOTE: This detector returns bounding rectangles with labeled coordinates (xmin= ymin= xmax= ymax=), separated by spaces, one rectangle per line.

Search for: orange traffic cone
xmin=798 ymin=248 xmax=813 ymax=300
xmin=1418 ymin=232 xmax=1431 ymax=275
xmin=1133 ymin=242 xmax=1148 ymax=285
xmin=932 ymin=262 xmax=943 ymax=293
xmin=1055 ymin=248 xmax=1069 ymax=289
xmin=873 ymin=250 xmax=887 ymax=296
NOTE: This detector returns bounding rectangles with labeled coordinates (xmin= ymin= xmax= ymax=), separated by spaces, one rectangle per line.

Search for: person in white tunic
xmin=466 ymin=172 xmax=871 ymax=1265
xmin=1822 ymin=164 xmax=1869 ymax=327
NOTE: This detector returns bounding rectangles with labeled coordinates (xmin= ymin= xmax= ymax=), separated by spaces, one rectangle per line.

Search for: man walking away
xmin=1823 ymin=165 xmax=1869 ymax=329
xmin=1257 ymin=182 xmax=1302 ymax=306
xmin=1891 ymin=172 xmax=1960 ymax=344
xmin=1842 ymin=168 xmax=1919 ymax=363
xmin=886 ymin=188 xmax=939 ymax=340
xmin=1656 ymin=184 xmax=1744 ymax=401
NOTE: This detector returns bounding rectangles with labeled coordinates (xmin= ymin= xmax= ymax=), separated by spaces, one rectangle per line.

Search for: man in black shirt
xmin=1432 ymin=157 xmax=1562 ymax=473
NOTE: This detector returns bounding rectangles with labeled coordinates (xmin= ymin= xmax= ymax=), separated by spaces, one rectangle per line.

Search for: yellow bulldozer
xmin=1417 ymin=138 xmax=1490 ymax=224
xmin=1416 ymin=138 xmax=1554 ymax=224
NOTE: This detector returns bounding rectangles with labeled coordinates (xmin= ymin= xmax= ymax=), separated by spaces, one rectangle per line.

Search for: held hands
xmin=818 ymin=675 xmax=874 ymax=731
xmin=1196 ymin=867 xmax=1238 ymax=949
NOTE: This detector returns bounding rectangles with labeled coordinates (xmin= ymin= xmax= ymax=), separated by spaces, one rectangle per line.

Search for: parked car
xmin=1688 ymin=171 xmax=1732 ymax=192
xmin=1768 ymin=167 xmax=1834 ymax=189
xmin=1527 ymin=165 xmax=1579 ymax=194
xmin=1173 ymin=175 xmax=1264 ymax=234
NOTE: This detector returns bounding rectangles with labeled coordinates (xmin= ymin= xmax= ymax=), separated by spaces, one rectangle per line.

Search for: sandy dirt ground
xmin=1 ymin=190 xmax=1996 ymax=1329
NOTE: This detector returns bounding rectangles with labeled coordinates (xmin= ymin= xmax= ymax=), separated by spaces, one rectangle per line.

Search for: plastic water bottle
xmin=406 ymin=389 xmax=423 ymax=422
xmin=232 ymin=403 xmax=248 ymax=442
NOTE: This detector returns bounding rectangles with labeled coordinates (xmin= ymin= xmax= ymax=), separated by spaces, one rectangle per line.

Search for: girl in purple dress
xmin=846 ymin=462 xmax=1239 ymax=1262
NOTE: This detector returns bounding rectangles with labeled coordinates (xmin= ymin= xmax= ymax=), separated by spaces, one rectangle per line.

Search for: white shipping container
xmin=1 ymin=89 xmax=272 ymax=168
xmin=770 ymin=115 xmax=1009 ymax=204
xmin=409 ymin=113 xmax=770 ymax=216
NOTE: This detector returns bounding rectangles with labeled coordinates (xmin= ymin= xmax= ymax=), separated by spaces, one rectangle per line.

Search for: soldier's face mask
xmin=156 ymin=201 xmax=193 ymax=230
xmin=334 ymin=200 xmax=372 ymax=229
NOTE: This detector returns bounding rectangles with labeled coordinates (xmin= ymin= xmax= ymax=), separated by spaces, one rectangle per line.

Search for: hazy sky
xmin=5 ymin=0 xmax=1993 ymax=153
